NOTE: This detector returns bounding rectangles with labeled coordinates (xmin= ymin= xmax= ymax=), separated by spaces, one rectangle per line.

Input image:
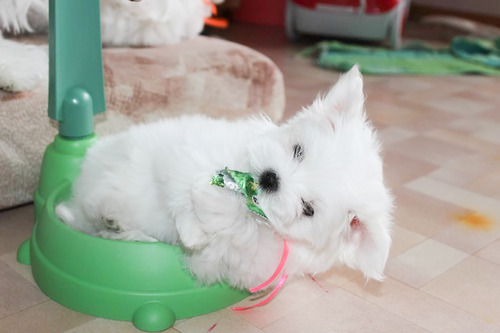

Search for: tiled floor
xmin=2 ymin=23 xmax=500 ymax=332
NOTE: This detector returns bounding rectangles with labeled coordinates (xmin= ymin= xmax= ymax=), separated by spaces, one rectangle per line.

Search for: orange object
xmin=203 ymin=0 xmax=229 ymax=29
xmin=205 ymin=17 xmax=229 ymax=28
xmin=455 ymin=211 xmax=494 ymax=231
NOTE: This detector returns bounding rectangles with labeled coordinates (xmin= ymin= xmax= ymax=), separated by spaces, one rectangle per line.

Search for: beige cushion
xmin=0 ymin=36 xmax=285 ymax=209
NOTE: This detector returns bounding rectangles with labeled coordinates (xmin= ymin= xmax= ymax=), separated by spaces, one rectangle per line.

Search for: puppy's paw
xmin=0 ymin=39 xmax=48 ymax=92
xmin=55 ymin=203 xmax=75 ymax=225
xmin=178 ymin=225 xmax=209 ymax=251
xmin=97 ymin=229 xmax=158 ymax=242
xmin=100 ymin=216 xmax=123 ymax=232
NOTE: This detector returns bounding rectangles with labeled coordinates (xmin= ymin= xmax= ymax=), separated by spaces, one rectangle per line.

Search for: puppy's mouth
xmin=210 ymin=168 xmax=269 ymax=222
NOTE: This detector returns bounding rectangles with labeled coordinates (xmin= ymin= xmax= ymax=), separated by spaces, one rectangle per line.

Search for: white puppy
xmin=0 ymin=0 xmax=212 ymax=91
xmin=57 ymin=66 xmax=393 ymax=289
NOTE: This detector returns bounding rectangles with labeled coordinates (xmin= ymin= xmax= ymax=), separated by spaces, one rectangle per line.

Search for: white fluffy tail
xmin=55 ymin=203 xmax=76 ymax=227
xmin=55 ymin=202 xmax=101 ymax=235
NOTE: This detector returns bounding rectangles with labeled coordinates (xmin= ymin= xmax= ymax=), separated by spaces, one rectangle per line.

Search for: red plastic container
xmin=233 ymin=0 xmax=287 ymax=26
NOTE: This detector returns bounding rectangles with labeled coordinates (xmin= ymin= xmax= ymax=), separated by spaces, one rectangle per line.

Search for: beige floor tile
xmin=482 ymin=108 xmax=500 ymax=123
xmin=232 ymin=277 xmax=327 ymax=329
xmin=405 ymin=177 xmax=500 ymax=222
xmin=427 ymin=167 xmax=476 ymax=188
xmin=379 ymin=76 xmax=436 ymax=93
xmin=0 ymin=204 xmax=35 ymax=225
xmin=397 ymin=81 xmax=467 ymax=106
xmin=439 ymin=153 xmax=500 ymax=178
xmin=343 ymin=277 xmax=500 ymax=333
xmin=378 ymin=126 xmax=419 ymax=146
xmin=441 ymin=115 xmax=500 ymax=153
xmin=0 ymin=300 xmax=94 ymax=333
xmin=0 ymin=204 xmax=35 ymax=256
xmin=0 ymin=251 xmax=37 ymax=286
xmin=284 ymin=62 xmax=340 ymax=86
xmin=401 ymin=109 xmax=458 ymax=133
xmin=467 ymin=170 xmax=500 ymax=202
xmin=389 ymin=225 xmax=426 ymax=259
xmin=446 ymin=116 xmax=494 ymax=134
xmin=421 ymin=256 xmax=500 ymax=325
xmin=432 ymin=219 xmax=500 ymax=254
xmin=422 ymin=95 xmax=494 ymax=117
xmin=174 ymin=308 xmax=264 ymax=333
xmin=473 ymin=123 xmax=500 ymax=146
xmin=364 ymin=86 xmax=401 ymax=107
xmin=390 ymin=136 xmax=474 ymax=167
xmin=315 ymin=265 xmax=364 ymax=288
xmin=64 ymin=318 xmax=180 ymax=333
xmin=392 ymin=187 xmax=461 ymax=237
xmin=262 ymin=288 xmax=427 ymax=333
xmin=424 ymin=128 xmax=500 ymax=156
xmin=450 ymin=76 xmax=499 ymax=88
xmin=383 ymin=151 xmax=437 ymax=189
xmin=385 ymin=239 xmax=468 ymax=288
xmin=369 ymin=100 xmax=424 ymax=126
xmin=0 ymin=261 xmax=47 ymax=319
xmin=452 ymin=90 xmax=500 ymax=104
xmin=285 ymin=75 xmax=332 ymax=93
xmin=429 ymin=157 xmax=500 ymax=201
xmin=476 ymin=239 xmax=500 ymax=265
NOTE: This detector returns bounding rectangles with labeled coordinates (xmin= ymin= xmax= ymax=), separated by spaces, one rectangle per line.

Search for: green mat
xmin=302 ymin=37 xmax=500 ymax=75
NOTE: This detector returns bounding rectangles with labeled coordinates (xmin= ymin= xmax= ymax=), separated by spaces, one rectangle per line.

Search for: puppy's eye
xmin=293 ymin=144 xmax=304 ymax=161
xmin=301 ymin=199 xmax=314 ymax=217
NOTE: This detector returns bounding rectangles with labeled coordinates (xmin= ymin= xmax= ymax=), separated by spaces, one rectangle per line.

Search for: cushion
xmin=0 ymin=36 xmax=285 ymax=209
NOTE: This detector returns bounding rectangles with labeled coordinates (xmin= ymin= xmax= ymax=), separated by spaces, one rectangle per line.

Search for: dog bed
xmin=0 ymin=36 xmax=285 ymax=209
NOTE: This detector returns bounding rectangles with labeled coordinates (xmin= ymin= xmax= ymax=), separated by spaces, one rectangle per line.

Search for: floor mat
xmin=302 ymin=37 xmax=500 ymax=75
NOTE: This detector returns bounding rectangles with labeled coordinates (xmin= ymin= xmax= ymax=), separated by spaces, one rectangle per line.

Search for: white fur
xmin=56 ymin=67 xmax=394 ymax=289
xmin=0 ymin=0 xmax=212 ymax=91
xmin=100 ymin=0 xmax=210 ymax=46
xmin=0 ymin=34 xmax=48 ymax=91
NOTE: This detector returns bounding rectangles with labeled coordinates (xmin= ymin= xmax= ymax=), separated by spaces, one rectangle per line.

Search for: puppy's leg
xmin=175 ymin=212 xmax=209 ymax=250
xmin=96 ymin=215 xmax=158 ymax=242
xmin=97 ymin=229 xmax=158 ymax=242
xmin=0 ymin=35 xmax=48 ymax=92
xmin=177 ymin=179 xmax=249 ymax=251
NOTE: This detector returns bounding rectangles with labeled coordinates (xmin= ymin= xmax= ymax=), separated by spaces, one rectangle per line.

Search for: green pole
xmin=49 ymin=0 xmax=106 ymax=138
xmin=31 ymin=0 xmax=106 ymax=218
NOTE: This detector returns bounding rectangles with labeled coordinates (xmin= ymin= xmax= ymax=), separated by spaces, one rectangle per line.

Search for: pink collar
xmin=232 ymin=239 xmax=289 ymax=311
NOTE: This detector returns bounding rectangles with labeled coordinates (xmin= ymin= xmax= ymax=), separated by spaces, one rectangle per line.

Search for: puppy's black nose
xmin=259 ymin=170 xmax=279 ymax=193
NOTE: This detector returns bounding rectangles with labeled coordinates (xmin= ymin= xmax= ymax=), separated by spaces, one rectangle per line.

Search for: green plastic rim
xmin=29 ymin=180 xmax=248 ymax=331
xmin=26 ymin=135 xmax=248 ymax=331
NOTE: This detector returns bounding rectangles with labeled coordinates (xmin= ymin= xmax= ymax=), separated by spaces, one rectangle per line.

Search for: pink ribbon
xmin=232 ymin=274 xmax=288 ymax=311
xmin=232 ymin=239 xmax=289 ymax=311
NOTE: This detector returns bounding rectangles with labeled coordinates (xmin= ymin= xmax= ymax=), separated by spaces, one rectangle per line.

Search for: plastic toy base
xmin=19 ymin=135 xmax=249 ymax=332
xmin=286 ymin=0 xmax=407 ymax=48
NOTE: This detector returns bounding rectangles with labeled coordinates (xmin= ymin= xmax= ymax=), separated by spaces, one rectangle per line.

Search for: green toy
xmin=211 ymin=168 xmax=268 ymax=219
xmin=16 ymin=0 xmax=247 ymax=331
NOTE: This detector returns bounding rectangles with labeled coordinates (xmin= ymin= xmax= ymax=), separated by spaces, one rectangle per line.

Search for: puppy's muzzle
xmin=259 ymin=170 xmax=280 ymax=193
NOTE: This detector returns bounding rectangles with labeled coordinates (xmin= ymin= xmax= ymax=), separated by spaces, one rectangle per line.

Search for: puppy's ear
xmin=340 ymin=212 xmax=391 ymax=281
xmin=324 ymin=65 xmax=365 ymax=119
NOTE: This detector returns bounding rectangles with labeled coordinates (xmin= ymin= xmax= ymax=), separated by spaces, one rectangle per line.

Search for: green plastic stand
xmin=17 ymin=0 xmax=248 ymax=331
xmin=27 ymin=180 xmax=247 ymax=331
xmin=48 ymin=0 xmax=106 ymax=138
